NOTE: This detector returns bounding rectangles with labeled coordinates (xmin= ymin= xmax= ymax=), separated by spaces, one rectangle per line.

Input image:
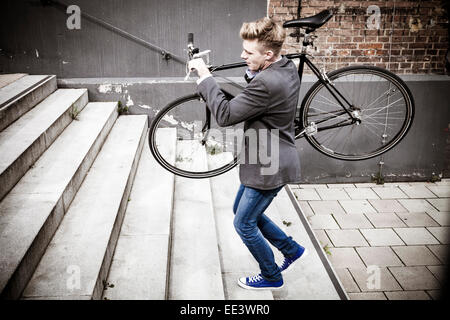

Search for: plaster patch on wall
xmin=126 ymin=94 xmax=134 ymax=107
xmin=98 ymin=84 xmax=122 ymax=93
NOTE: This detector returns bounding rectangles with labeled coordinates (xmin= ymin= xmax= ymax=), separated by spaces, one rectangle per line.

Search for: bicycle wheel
xmin=149 ymin=93 xmax=243 ymax=178
xmin=300 ymin=65 xmax=414 ymax=160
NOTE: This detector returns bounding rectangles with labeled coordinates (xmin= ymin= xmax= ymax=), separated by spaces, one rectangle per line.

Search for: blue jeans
xmin=233 ymin=184 xmax=301 ymax=282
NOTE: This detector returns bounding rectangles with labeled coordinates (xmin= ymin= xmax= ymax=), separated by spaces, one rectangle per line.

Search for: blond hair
xmin=240 ymin=17 xmax=286 ymax=55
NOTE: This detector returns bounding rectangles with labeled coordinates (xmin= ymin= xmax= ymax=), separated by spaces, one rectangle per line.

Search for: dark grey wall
xmin=58 ymin=74 xmax=450 ymax=183
xmin=0 ymin=0 xmax=266 ymax=77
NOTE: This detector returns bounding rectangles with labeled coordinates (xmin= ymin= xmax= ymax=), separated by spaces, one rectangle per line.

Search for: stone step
xmin=102 ymin=128 xmax=177 ymax=300
xmin=169 ymin=140 xmax=224 ymax=300
xmin=270 ymin=187 xmax=348 ymax=300
xmin=21 ymin=115 xmax=147 ymax=300
xmin=0 ymin=75 xmax=57 ymax=131
xmin=0 ymin=102 xmax=118 ymax=299
xmin=207 ymin=152 xmax=274 ymax=300
xmin=0 ymin=88 xmax=88 ymax=201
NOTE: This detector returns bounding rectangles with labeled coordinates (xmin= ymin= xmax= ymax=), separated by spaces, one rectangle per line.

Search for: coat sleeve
xmin=197 ymin=75 xmax=270 ymax=127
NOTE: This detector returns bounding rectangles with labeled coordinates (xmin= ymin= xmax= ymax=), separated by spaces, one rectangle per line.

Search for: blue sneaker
xmin=238 ymin=274 xmax=284 ymax=290
xmin=280 ymin=246 xmax=308 ymax=273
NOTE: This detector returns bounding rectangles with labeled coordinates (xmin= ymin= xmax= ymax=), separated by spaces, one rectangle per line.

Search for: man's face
xmin=241 ymin=39 xmax=268 ymax=72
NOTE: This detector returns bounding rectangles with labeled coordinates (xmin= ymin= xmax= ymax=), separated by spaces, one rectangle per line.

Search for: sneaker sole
xmin=237 ymin=279 xmax=284 ymax=291
xmin=281 ymin=247 xmax=309 ymax=274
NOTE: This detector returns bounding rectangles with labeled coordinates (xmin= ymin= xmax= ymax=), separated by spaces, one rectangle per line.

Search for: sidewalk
xmin=289 ymin=179 xmax=450 ymax=300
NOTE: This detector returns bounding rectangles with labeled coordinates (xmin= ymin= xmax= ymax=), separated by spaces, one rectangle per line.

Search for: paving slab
xmin=427 ymin=266 xmax=447 ymax=283
xmin=384 ymin=290 xmax=431 ymax=300
xmin=391 ymin=246 xmax=441 ymax=266
xmin=367 ymin=199 xmax=408 ymax=213
xmin=326 ymin=229 xmax=369 ymax=247
xmin=308 ymin=200 xmax=346 ymax=215
xmin=398 ymin=199 xmax=439 ymax=213
xmin=296 ymin=184 xmax=328 ymax=189
xmin=324 ymin=248 xmax=365 ymax=269
xmin=297 ymin=201 xmax=315 ymax=217
xmin=395 ymin=212 xmax=440 ymax=227
xmin=327 ymin=184 xmax=356 ymax=188
xmin=364 ymin=213 xmax=407 ymax=228
xmin=372 ymin=187 xmax=409 ymax=199
xmin=338 ymin=200 xmax=377 ymax=214
xmin=426 ymin=227 xmax=450 ymax=244
xmin=426 ymin=245 xmax=449 ymax=264
xmin=426 ymin=211 xmax=450 ymax=226
xmin=316 ymin=188 xmax=350 ymax=200
xmin=344 ymin=188 xmax=379 ymax=200
xmin=360 ymin=228 xmax=405 ymax=246
xmin=393 ymin=227 xmax=440 ymax=245
xmin=292 ymin=188 xmax=321 ymax=200
xmin=426 ymin=198 xmax=450 ymax=212
xmin=426 ymin=186 xmax=450 ymax=198
xmin=388 ymin=266 xmax=440 ymax=290
xmin=348 ymin=267 xmax=402 ymax=292
xmin=399 ymin=185 xmax=437 ymax=198
xmin=313 ymin=230 xmax=333 ymax=248
xmin=355 ymin=247 xmax=403 ymax=267
xmin=335 ymin=268 xmax=360 ymax=293
xmin=348 ymin=292 xmax=387 ymax=300
xmin=333 ymin=214 xmax=373 ymax=229
xmin=307 ymin=215 xmax=340 ymax=230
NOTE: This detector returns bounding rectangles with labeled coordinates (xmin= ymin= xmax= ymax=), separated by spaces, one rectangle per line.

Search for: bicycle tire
xmin=300 ymin=65 xmax=415 ymax=160
xmin=149 ymin=93 xmax=242 ymax=179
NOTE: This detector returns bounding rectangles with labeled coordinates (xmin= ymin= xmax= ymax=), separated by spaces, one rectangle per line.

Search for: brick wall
xmin=268 ymin=0 xmax=449 ymax=74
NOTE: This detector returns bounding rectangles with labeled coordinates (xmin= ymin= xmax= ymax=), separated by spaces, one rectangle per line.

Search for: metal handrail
xmin=41 ymin=0 xmax=187 ymax=65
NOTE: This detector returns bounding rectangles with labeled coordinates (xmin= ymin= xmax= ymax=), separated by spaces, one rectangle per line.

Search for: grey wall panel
xmin=0 ymin=0 xmax=266 ymax=77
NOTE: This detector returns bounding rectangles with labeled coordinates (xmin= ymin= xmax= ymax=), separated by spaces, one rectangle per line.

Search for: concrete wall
xmin=58 ymin=74 xmax=450 ymax=183
xmin=0 ymin=0 xmax=266 ymax=77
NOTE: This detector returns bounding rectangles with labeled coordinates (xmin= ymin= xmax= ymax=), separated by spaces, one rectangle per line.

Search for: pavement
xmin=289 ymin=179 xmax=450 ymax=300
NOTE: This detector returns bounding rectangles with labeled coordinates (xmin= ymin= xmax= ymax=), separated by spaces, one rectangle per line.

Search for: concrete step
xmin=0 ymin=102 xmax=118 ymax=299
xmin=102 ymin=128 xmax=177 ymax=300
xmin=21 ymin=115 xmax=148 ymax=300
xmin=0 ymin=88 xmax=88 ymax=201
xmin=207 ymin=152 xmax=274 ymax=300
xmin=0 ymin=75 xmax=57 ymax=131
xmin=169 ymin=140 xmax=224 ymax=300
xmin=270 ymin=187 xmax=347 ymax=300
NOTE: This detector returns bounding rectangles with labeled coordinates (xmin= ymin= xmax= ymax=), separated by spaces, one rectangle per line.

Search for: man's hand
xmin=188 ymin=58 xmax=211 ymax=78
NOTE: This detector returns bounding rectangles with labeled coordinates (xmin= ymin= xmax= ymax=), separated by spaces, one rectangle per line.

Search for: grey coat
xmin=197 ymin=56 xmax=302 ymax=190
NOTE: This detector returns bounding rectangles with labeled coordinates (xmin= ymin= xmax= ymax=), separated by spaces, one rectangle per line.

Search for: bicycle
xmin=148 ymin=9 xmax=415 ymax=179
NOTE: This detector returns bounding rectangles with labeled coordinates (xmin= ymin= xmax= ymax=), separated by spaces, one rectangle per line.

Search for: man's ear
xmin=265 ymin=50 xmax=275 ymax=60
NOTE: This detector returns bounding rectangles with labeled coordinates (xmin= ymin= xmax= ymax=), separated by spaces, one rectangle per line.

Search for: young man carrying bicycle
xmin=188 ymin=17 xmax=307 ymax=290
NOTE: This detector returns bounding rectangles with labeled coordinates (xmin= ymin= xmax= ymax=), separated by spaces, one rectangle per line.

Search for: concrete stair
xmin=0 ymin=75 xmax=57 ymax=131
xmin=0 ymin=74 xmax=347 ymax=300
xmin=0 ymin=88 xmax=88 ymax=201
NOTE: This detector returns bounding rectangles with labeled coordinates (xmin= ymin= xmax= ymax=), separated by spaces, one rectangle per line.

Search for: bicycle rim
xmin=302 ymin=66 xmax=414 ymax=160
xmin=149 ymin=93 xmax=242 ymax=178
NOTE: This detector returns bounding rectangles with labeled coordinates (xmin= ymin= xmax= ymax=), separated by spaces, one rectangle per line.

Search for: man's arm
xmin=198 ymin=76 xmax=270 ymax=127
xmin=188 ymin=57 xmax=270 ymax=127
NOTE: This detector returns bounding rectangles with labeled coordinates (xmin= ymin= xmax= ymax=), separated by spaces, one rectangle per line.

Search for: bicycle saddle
xmin=283 ymin=9 xmax=333 ymax=30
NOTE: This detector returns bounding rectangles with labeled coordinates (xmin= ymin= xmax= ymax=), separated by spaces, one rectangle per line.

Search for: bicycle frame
xmin=208 ymin=52 xmax=360 ymax=139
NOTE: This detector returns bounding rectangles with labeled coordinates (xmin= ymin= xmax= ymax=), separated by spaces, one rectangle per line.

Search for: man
xmin=188 ymin=17 xmax=307 ymax=290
